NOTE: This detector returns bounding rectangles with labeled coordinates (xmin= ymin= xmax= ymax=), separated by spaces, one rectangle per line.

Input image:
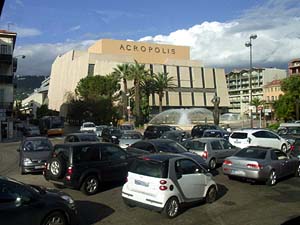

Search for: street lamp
xmin=126 ymin=93 xmax=131 ymax=123
xmin=14 ymin=55 xmax=26 ymax=59
xmin=245 ymin=34 xmax=257 ymax=128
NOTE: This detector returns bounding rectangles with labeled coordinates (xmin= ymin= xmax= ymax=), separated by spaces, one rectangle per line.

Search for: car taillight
xmin=223 ymin=160 xmax=232 ymax=166
xmin=247 ymin=163 xmax=263 ymax=169
xmin=159 ymin=180 xmax=168 ymax=190
xmin=290 ymin=145 xmax=295 ymax=152
xmin=202 ymin=150 xmax=208 ymax=159
xmin=66 ymin=166 xmax=73 ymax=181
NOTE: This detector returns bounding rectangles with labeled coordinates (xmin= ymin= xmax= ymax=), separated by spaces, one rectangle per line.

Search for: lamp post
xmin=245 ymin=34 xmax=257 ymax=128
xmin=126 ymin=93 xmax=131 ymax=123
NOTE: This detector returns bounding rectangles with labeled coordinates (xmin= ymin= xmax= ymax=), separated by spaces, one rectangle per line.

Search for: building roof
xmin=0 ymin=29 xmax=17 ymax=48
xmin=263 ymin=79 xmax=282 ymax=88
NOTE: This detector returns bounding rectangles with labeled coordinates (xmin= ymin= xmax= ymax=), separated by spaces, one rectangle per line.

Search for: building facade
xmin=226 ymin=68 xmax=287 ymax=115
xmin=288 ymin=58 xmax=300 ymax=76
xmin=48 ymin=39 xmax=230 ymax=116
xmin=0 ymin=30 xmax=17 ymax=140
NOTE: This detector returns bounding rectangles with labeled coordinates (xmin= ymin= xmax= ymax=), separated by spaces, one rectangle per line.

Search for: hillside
xmin=14 ymin=75 xmax=48 ymax=101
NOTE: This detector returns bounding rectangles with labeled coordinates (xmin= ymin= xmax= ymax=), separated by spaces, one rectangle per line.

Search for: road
xmin=1 ymin=140 xmax=300 ymax=225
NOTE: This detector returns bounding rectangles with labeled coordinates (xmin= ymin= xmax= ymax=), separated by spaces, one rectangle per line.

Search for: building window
xmin=87 ymin=64 xmax=95 ymax=76
xmin=267 ymin=96 xmax=270 ymax=102
xmin=0 ymin=44 xmax=11 ymax=55
xmin=271 ymin=96 xmax=274 ymax=101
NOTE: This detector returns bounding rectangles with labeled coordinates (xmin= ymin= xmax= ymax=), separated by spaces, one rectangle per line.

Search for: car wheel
xmin=81 ymin=175 xmax=99 ymax=195
xmin=123 ymin=198 xmax=135 ymax=208
xmin=295 ymin=164 xmax=300 ymax=177
xmin=281 ymin=144 xmax=287 ymax=153
xmin=163 ymin=197 xmax=180 ymax=219
xmin=42 ymin=211 xmax=66 ymax=225
xmin=205 ymin=185 xmax=217 ymax=203
xmin=266 ymin=170 xmax=277 ymax=186
xmin=209 ymin=158 xmax=217 ymax=170
xmin=228 ymin=175 xmax=234 ymax=180
xmin=48 ymin=157 xmax=66 ymax=179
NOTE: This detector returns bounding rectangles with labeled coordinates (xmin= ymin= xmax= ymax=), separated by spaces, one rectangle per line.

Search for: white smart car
xmin=122 ymin=153 xmax=218 ymax=218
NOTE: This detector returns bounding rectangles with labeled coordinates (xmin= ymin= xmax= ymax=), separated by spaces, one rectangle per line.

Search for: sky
xmin=1 ymin=0 xmax=300 ymax=76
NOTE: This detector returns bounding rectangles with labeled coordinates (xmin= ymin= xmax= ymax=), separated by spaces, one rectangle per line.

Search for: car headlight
xmin=61 ymin=195 xmax=75 ymax=205
xmin=23 ymin=158 xmax=32 ymax=165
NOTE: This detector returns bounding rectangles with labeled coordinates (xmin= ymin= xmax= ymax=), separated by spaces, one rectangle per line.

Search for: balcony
xmin=0 ymin=75 xmax=13 ymax=84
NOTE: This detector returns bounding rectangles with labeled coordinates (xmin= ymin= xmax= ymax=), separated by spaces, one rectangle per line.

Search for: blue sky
xmin=1 ymin=0 xmax=300 ymax=75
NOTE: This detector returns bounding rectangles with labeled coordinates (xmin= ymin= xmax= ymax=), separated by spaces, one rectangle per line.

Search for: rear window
xmin=73 ymin=145 xmax=100 ymax=163
xmin=129 ymin=159 xmax=168 ymax=178
xmin=191 ymin=141 xmax=206 ymax=151
xmin=231 ymin=132 xmax=248 ymax=139
xmin=53 ymin=146 xmax=69 ymax=159
xmin=235 ymin=148 xmax=267 ymax=159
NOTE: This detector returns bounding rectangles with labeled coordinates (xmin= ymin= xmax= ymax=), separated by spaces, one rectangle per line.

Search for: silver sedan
xmin=222 ymin=146 xmax=300 ymax=186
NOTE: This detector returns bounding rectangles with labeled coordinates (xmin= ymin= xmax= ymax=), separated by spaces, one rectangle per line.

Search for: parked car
xmin=191 ymin=124 xmax=225 ymax=138
xmin=101 ymin=127 xmax=123 ymax=144
xmin=119 ymin=131 xmax=143 ymax=149
xmin=95 ymin=125 xmax=108 ymax=137
xmin=122 ymin=154 xmax=217 ymax=218
xmin=127 ymin=139 xmax=208 ymax=169
xmin=64 ymin=133 xmax=100 ymax=143
xmin=119 ymin=123 xmax=134 ymax=131
xmin=44 ymin=142 xmax=139 ymax=195
xmin=203 ymin=129 xmax=230 ymax=139
xmin=229 ymin=129 xmax=289 ymax=152
xmin=222 ymin=146 xmax=300 ymax=185
xmin=80 ymin=122 xmax=96 ymax=133
xmin=290 ymin=138 xmax=300 ymax=159
xmin=182 ymin=138 xmax=239 ymax=169
xmin=18 ymin=137 xmax=53 ymax=174
xmin=160 ymin=130 xmax=191 ymax=143
xmin=277 ymin=126 xmax=300 ymax=144
xmin=0 ymin=176 xmax=79 ymax=225
xmin=144 ymin=125 xmax=175 ymax=139
xmin=22 ymin=126 xmax=41 ymax=137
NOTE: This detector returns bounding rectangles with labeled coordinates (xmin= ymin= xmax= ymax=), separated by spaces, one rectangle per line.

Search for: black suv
xmin=144 ymin=125 xmax=174 ymax=139
xmin=44 ymin=142 xmax=138 ymax=195
xmin=191 ymin=124 xmax=221 ymax=138
xmin=101 ymin=127 xmax=123 ymax=144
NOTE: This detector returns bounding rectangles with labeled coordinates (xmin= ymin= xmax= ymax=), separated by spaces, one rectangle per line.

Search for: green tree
xmin=128 ymin=60 xmax=149 ymax=126
xmin=273 ymin=94 xmax=295 ymax=121
xmin=153 ymin=72 xmax=175 ymax=113
xmin=250 ymin=97 xmax=265 ymax=119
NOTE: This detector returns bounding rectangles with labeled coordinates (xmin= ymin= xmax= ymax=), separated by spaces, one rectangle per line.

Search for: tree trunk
xmin=134 ymin=79 xmax=141 ymax=126
xmin=123 ymin=78 xmax=128 ymax=120
xmin=159 ymin=93 xmax=163 ymax=113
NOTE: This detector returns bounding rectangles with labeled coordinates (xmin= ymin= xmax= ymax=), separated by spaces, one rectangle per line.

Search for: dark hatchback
xmin=18 ymin=137 xmax=53 ymax=174
xmin=0 ymin=176 xmax=79 ymax=225
xmin=144 ymin=125 xmax=174 ymax=139
xmin=191 ymin=124 xmax=227 ymax=138
xmin=44 ymin=142 xmax=141 ymax=195
xmin=127 ymin=139 xmax=209 ymax=169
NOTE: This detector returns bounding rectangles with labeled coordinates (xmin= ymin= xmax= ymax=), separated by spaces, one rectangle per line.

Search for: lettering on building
xmin=119 ymin=44 xmax=176 ymax=55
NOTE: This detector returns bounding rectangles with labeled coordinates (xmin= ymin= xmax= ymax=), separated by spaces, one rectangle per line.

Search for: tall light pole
xmin=126 ymin=93 xmax=131 ymax=123
xmin=245 ymin=34 xmax=257 ymax=128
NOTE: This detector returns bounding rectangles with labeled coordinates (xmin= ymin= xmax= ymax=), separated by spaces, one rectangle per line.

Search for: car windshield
xmin=155 ymin=141 xmax=187 ymax=153
xmin=80 ymin=135 xmax=99 ymax=142
xmin=121 ymin=133 xmax=141 ymax=139
xmin=23 ymin=139 xmax=51 ymax=151
xmin=84 ymin=123 xmax=95 ymax=127
xmin=235 ymin=148 xmax=267 ymax=159
xmin=129 ymin=158 xmax=168 ymax=178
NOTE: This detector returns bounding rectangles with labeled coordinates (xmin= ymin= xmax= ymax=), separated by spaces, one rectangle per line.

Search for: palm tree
xmin=250 ymin=97 xmax=265 ymax=118
xmin=153 ymin=72 xmax=175 ymax=113
xmin=128 ymin=60 xmax=149 ymax=126
xmin=113 ymin=63 xmax=131 ymax=119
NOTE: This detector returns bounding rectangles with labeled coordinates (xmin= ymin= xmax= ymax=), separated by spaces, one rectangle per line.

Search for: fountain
xmin=148 ymin=108 xmax=214 ymax=131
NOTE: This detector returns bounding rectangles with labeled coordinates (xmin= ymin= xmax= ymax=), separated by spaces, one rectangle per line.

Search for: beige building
xmin=48 ymin=39 xmax=230 ymax=115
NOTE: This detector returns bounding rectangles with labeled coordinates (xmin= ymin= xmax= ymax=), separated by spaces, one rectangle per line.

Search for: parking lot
xmin=1 ymin=140 xmax=300 ymax=225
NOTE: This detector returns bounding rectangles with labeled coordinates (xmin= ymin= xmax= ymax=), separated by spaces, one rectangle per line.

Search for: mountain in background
xmin=14 ymin=75 xmax=48 ymax=101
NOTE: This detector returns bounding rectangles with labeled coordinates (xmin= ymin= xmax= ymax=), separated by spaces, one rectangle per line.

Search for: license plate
xmin=35 ymin=165 xmax=45 ymax=169
xmin=234 ymin=140 xmax=241 ymax=144
xmin=231 ymin=169 xmax=245 ymax=176
xmin=134 ymin=179 xmax=149 ymax=187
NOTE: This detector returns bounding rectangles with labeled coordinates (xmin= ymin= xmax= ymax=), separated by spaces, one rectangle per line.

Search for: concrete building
xmin=48 ymin=39 xmax=230 ymax=116
xmin=21 ymin=76 xmax=50 ymax=118
xmin=226 ymin=68 xmax=287 ymax=115
xmin=288 ymin=58 xmax=300 ymax=76
xmin=0 ymin=30 xmax=17 ymax=140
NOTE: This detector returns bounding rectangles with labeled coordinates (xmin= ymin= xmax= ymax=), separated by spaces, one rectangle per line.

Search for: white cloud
xmin=139 ymin=0 xmax=300 ymax=70
xmin=14 ymin=40 xmax=96 ymax=75
xmin=14 ymin=26 xmax=42 ymax=37
xmin=67 ymin=25 xmax=81 ymax=32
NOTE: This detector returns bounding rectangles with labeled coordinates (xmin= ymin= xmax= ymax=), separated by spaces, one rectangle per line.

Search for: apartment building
xmin=226 ymin=68 xmax=287 ymax=115
xmin=288 ymin=58 xmax=300 ymax=76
